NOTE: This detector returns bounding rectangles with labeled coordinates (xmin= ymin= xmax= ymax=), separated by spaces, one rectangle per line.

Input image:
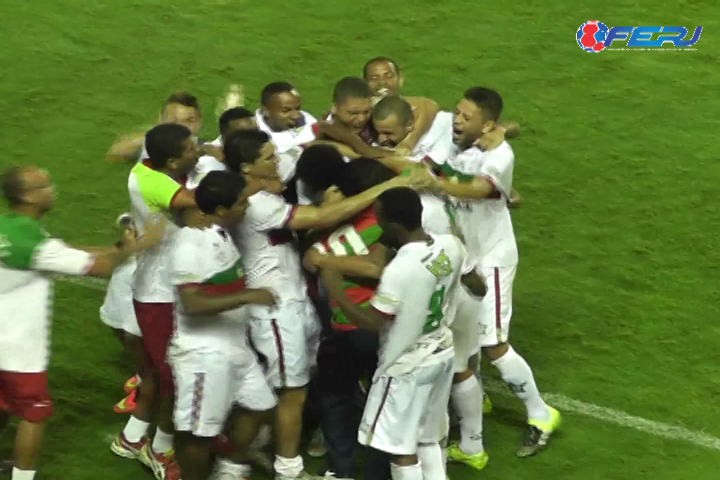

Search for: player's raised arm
xmin=287 ymin=169 xmax=430 ymax=230
xmin=105 ymin=131 xmax=148 ymax=162
xmin=400 ymin=96 xmax=440 ymax=149
xmin=315 ymin=121 xmax=391 ymax=159
xmin=303 ymin=243 xmax=389 ymax=279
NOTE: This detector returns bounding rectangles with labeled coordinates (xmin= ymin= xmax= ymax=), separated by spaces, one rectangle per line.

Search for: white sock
xmin=491 ymin=346 xmax=550 ymax=422
xmin=274 ymin=455 xmax=303 ymax=478
xmin=451 ymin=375 xmax=484 ymax=454
xmin=417 ymin=443 xmax=446 ymax=480
xmin=390 ymin=462 xmax=423 ymax=480
xmin=122 ymin=415 xmax=150 ymax=443
xmin=215 ymin=458 xmax=252 ymax=478
xmin=152 ymin=428 xmax=174 ymax=453
xmin=12 ymin=467 xmax=36 ymax=480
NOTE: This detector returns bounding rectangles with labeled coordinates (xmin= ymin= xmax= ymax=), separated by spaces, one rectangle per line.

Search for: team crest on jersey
xmin=425 ymin=250 xmax=453 ymax=279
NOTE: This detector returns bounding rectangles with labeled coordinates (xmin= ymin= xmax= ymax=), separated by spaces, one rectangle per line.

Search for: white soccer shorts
xmin=99 ymin=259 xmax=141 ymax=337
xmin=358 ymin=350 xmax=454 ymax=455
xmin=451 ymin=288 xmax=481 ymax=372
xmin=170 ymin=347 xmax=277 ymax=438
xmin=249 ymin=299 xmax=321 ymax=389
xmin=477 ymin=264 xmax=516 ymax=347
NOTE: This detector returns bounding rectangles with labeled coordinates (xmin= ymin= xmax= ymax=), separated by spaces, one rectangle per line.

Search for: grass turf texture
xmin=1 ymin=1 xmax=720 ymax=479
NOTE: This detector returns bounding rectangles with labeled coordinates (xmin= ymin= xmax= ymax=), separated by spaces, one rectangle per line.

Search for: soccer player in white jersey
xmin=169 ymin=171 xmax=278 ymax=480
xmin=0 ymin=166 xmax=162 ymax=480
xmin=222 ymin=129 xmax=431 ymax=480
xmin=111 ymin=124 xmax=199 ymax=480
xmin=316 ymin=187 xmax=487 ymax=480
xmin=435 ymin=87 xmax=562 ymax=457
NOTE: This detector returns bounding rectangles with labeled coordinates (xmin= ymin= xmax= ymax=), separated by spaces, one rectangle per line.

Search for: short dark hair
xmin=1 ymin=166 xmax=25 ymax=206
xmin=195 ymin=171 xmax=248 ymax=215
xmin=377 ymin=187 xmax=422 ymax=231
xmin=295 ymin=145 xmax=347 ymax=193
xmin=164 ymin=92 xmax=201 ymax=112
xmin=261 ymin=82 xmax=295 ymax=107
xmin=223 ymin=129 xmax=270 ymax=173
xmin=219 ymin=107 xmax=253 ymax=136
xmin=333 ymin=77 xmax=372 ymax=104
xmin=362 ymin=57 xmax=400 ymax=79
xmin=463 ymin=87 xmax=503 ymax=122
xmin=338 ymin=158 xmax=395 ymax=197
xmin=373 ymin=96 xmax=413 ymax=125
xmin=145 ymin=123 xmax=193 ymax=169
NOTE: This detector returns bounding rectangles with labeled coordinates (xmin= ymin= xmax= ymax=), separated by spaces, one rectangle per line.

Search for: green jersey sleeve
xmin=131 ymin=162 xmax=183 ymax=211
xmin=0 ymin=214 xmax=49 ymax=270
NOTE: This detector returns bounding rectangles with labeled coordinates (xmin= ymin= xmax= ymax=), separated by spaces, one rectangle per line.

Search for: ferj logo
xmin=576 ymin=21 xmax=702 ymax=52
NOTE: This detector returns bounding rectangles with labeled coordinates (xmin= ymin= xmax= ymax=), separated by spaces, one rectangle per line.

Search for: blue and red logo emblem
xmin=576 ymin=21 xmax=702 ymax=52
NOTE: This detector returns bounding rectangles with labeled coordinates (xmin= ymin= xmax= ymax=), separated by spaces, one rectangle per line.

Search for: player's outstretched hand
xmin=475 ymin=126 xmax=506 ymax=151
xmin=303 ymin=248 xmax=325 ymax=274
xmin=252 ymin=288 xmax=278 ymax=307
xmin=200 ymin=143 xmax=224 ymax=161
xmin=391 ymin=145 xmax=413 ymax=158
xmin=398 ymin=166 xmax=436 ymax=192
xmin=134 ymin=214 xmax=167 ymax=252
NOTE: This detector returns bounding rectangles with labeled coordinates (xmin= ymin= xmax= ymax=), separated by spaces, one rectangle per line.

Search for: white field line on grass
xmin=58 ymin=275 xmax=720 ymax=453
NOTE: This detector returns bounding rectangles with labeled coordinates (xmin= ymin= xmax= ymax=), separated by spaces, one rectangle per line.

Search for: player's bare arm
xmin=375 ymin=155 xmax=425 ymax=174
xmin=287 ymin=170 xmax=431 ymax=230
xmin=400 ymin=96 xmax=440 ymax=149
xmin=177 ymin=284 xmax=276 ymax=316
xmin=170 ymin=188 xmax=197 ymax=210
xmin=461 ymin=270 xmax=488 ymax=298
xmin=316 ymin=121 xmax=392 ymax=158
xmin=319 ymin=268 xmax=390 ymax=331
xmin=437 ymin=175 xmax=497 ymax=200
xmin=307 ymin=140 xmax=361 ymax=159
xmin=84 ymin=217 xmax=165 ymax=276
xmin=105 ymin=131 xmax=148 ymax=162
xmin=303 ymin=243 xmax=389 ymax=279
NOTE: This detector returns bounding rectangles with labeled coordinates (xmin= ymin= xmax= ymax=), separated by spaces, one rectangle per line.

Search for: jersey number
xmin=424 ymin=286 xmax=446 ymax=333
xmin=313 ymin=225 xmax=368 ymax=256
xmin=0 ymin=235 xmax=10 ymax=258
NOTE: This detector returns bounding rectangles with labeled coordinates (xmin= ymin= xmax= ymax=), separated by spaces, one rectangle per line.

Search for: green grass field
xmin=2 ymin=1 xmax=720 ymax=479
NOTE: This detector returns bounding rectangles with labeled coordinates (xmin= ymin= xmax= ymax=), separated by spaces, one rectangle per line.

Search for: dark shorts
xmin=133 ymin=300 xmax=175 ymax=396
xmin=0 ymin=370 xmax=52 ymax=422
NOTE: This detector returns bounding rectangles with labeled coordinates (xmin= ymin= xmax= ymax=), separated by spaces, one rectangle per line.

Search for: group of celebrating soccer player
xmin=0 ymin=57 xmax=561 ymax=480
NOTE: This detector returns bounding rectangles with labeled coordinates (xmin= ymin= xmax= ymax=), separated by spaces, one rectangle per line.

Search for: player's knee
xmin=16 ymin=397 xmax=52 ymax=423
xmin=391 ymin=454 xmax=418 ymax=466
xmin=453 ymin=368 xmax=473 ymax=383
xmin=483 ymin=342 xmax=509 ymax=361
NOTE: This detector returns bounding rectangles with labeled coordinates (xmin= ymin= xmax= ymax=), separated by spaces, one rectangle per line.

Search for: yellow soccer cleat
xmin=517 ymin=407 xmax=562 ymax=458
xmin=446 ymin=443 xmax=489 ymax=472
xmin=483 ymin=394 xmax=493 ymax=414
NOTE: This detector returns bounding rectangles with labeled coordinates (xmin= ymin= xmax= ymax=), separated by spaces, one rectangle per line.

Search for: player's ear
xmin=398 ymin=75 xmax=405 ymax=89
xmin=331 ymin=103 xmax=338 ymax=115
xmin=481 ymin=121 xmax=496 ymax=134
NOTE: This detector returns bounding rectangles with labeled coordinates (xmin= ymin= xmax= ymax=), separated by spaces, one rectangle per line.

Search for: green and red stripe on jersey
xmin=186 ymin=259 xmax=246 ymax=295
xmin=317 ymin=208 xmax=383 ymax=330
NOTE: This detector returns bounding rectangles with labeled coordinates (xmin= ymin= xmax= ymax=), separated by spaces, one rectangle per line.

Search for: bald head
xmin=2 ymin=166 xmax=55 ymax=214
xmin=373 ymin=96 xmax=413 ymax=126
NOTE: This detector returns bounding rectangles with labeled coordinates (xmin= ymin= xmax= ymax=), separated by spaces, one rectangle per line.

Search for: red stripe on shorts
xmin=369 ymin=378 xmax=393 ymax=441
xmin=191 ymin=373 xmax=205 ymax=431
xmin=271 ymin=319 xmax=287 ymax=388
xmin=493 ymin=267 xmax=501 ymax=341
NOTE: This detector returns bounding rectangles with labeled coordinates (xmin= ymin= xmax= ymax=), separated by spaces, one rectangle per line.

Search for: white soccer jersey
xmin=1 ymin=214 xmax=94 ymax=372
xmin=127 ymin=162 xmax=185 ymax=303
xmin=405 ymin=112 xmax=455 ymax=235
xmin=232 ymin=191 xmax=307 ymax=317
xmin=256 ymin=110 xmax=317 ymax=183
xmin=169 ymin=225 xmax=249 ymax=352
xmin=370 ymin=234 xmax=473 ymax=378
xmin=445 ymin=142 xmax=519 ymax=268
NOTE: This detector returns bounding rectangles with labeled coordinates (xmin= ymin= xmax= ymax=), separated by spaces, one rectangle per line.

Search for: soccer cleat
xmin=114 ymin=389 xmax=137 ymax=414
xmin=446 ymin=443 xmax=489 ymax=472
xmin=139 ymin=444 xmax=181 ymax=480
xmin=307 ymin=429 xmax=327 ymax=458
xmin=124 ymin=374 xmax=141 ymax=394
xmin=110 ymin=432 xmax=148 ymax=459
xmin=483 ymin=394 xmax=493 ymax=414
xmin=516 ymin=407 xmax=562 ymax=458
